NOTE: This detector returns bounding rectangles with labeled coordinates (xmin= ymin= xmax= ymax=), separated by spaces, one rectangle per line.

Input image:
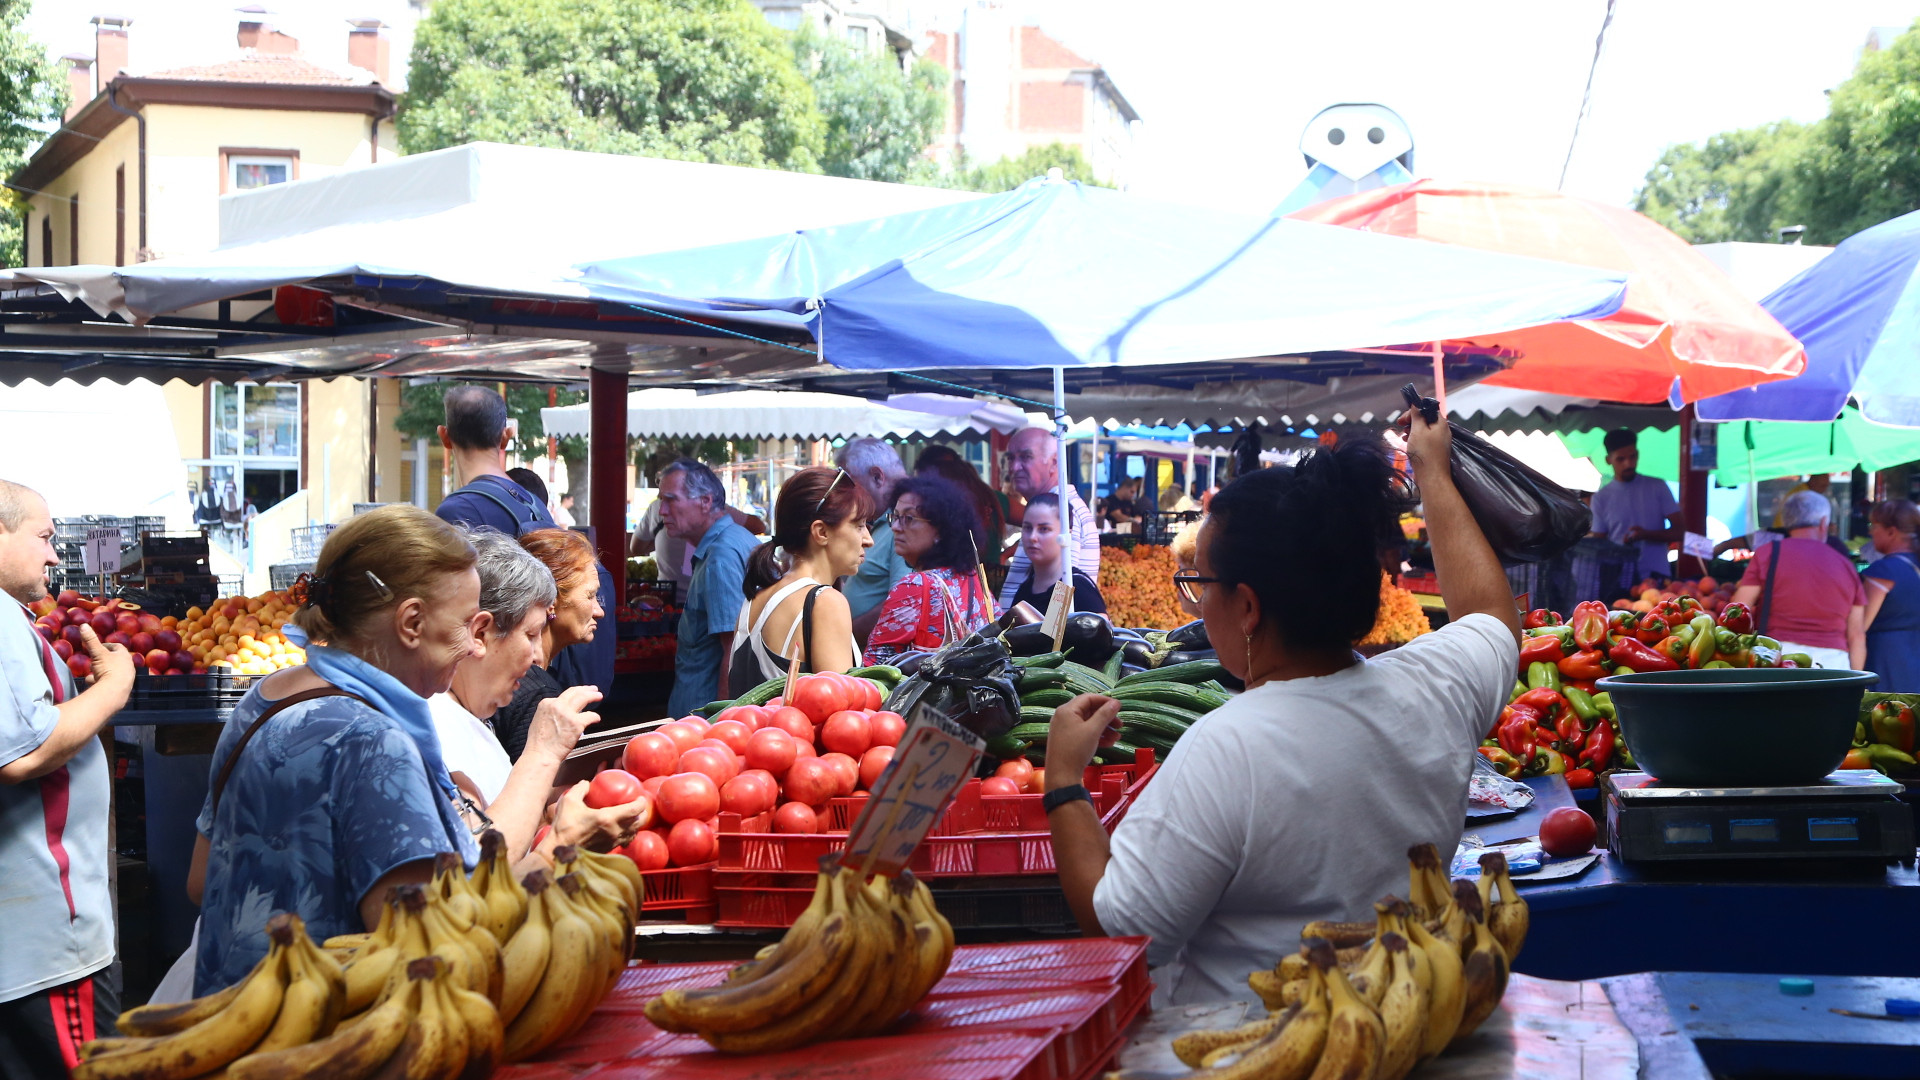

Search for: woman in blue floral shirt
xmin=192 ymin=506 xmax=490 ymax=994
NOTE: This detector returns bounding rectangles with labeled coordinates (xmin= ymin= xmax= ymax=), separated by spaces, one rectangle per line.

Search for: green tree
xmin=401 ymin=0 xmax=824 ymax=172
xmin=0 ymin=0 xmax=69 ymax=267
xmin=1632 ymin=122 xmax=1806 ymax=244
xmin=940 ymin=142 xmax=1108 ymax=193
xmin=793 ymin=26 xmax=948 ymax=182
xmin=1796 ymin=20 xmax=1920 ymax=242
xmin=393 ymin=380 xmax=594 ymax=511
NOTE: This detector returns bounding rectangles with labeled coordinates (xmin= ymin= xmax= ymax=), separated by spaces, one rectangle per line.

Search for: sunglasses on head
xmin=812 ymin=469 xmax=846 ymax=518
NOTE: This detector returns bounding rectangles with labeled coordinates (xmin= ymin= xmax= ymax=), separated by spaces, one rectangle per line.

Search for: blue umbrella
xmin=1698 ymin=209 xmax=1920 ymax=425
xmin=573 ymin=178 xmax=1628 ymax=373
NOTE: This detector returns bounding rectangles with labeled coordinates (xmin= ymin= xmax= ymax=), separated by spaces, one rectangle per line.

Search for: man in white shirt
xmin=998 ymin=427 xmax=1100 ymax=612
xmin=0 ymin=479 xmax=135 ymax=1072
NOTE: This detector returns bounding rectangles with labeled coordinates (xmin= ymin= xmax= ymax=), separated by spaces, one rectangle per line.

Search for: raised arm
xmin=1403 ymin=411 xmax=1520 ymax=645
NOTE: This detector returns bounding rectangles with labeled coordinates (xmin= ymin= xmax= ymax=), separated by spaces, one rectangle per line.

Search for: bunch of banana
xmin=1450 ymin=880 xmax=1510 ymax=1038
xmin=644 ymin=858 xmax=954 ymax=1054
xmin=76 ymin=913 xmax=344 ymax=1080
xmin=228 ymin=955 xmax=501 ymax=1080
xmin=469 ymin=829 xmax=530 ymax=942
xmin=1474 ymin=852 xmax=1528 ymax=963
xmin=1163 ymin=938 xmax=1391 ymax=1080
xmin=1297 ymin=844 xmax=1464 ymax=951
xmin=500 ymin=870 xmax=629 ymax=1061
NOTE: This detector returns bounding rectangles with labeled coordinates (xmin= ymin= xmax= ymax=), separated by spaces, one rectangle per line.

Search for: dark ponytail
xmin=1205 ymin=432 xmax=1414 ymax=653
xmin=743 ymin=466 xmax=875 ymax=598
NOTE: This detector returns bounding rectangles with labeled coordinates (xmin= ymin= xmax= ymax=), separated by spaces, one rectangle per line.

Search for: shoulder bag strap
xmin=799 ymin=585 xmax=826 ymax=673
xmin=1757 ymin=541 xmax=1783 ymax=638
xmin=210 ymin=687 xmax=366 ymax=815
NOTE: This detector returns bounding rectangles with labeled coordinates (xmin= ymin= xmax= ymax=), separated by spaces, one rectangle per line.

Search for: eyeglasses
xmin=1171 ymin=572 xmax=1219 ymax=604
xmin=812 ymin=469 xmax=846 ymax=518
xmin=888 ymin=509 xmax=926 ymax=529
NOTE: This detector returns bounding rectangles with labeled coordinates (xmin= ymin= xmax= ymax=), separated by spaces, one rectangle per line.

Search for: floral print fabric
xmin=866 ymin=568 xmax=994 ymax=663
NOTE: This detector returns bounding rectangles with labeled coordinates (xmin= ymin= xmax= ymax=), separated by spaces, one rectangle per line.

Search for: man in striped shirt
xmin=0 ymin=480 xmax=133 ymax=1075
xmin=998 ymin=428 xmax=1101 ymax=613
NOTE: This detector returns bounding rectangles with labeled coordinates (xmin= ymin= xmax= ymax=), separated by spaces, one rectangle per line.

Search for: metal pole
xmin=589 ymin=365 xmax=628 ymax=604
xmin=1054 ymin=367 xmax=1070 ymax=587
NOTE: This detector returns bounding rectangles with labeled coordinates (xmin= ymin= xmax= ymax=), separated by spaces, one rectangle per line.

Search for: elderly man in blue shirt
xmin=660 ymin=460 xmax=759 ymax=717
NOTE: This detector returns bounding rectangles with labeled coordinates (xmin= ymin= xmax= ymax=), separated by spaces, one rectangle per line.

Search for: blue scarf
xmin=304 ymin=644 xmax=458 ymax=803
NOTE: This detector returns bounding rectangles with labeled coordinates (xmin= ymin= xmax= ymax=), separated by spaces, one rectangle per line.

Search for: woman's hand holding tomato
xmin=552 ymin=779 xmax=651 ymax=852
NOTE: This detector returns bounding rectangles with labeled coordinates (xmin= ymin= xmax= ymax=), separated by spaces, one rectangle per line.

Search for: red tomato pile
xmin=615 ymin=672 xmax=902 ymax=868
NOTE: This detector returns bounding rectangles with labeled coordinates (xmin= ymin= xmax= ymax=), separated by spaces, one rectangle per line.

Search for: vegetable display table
xmin=1472 ymin=778 xmax=1920 ymax=982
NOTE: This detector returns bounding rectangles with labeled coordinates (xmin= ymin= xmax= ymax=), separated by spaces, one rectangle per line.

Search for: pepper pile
xmin=1096 ymin=543 xmax=1186 ymax=629
xmin=1480 ymin=599 xmax=1818 ymax=787
xmin=1845 ymin=694 xmax=1918 ymax=776
xmin=1358 ymin=572 xmax=1432 ymax=647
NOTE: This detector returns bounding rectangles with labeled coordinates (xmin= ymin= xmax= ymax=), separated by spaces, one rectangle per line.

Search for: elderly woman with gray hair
xmin=429 ymin=527 xmax=648 ymax=861
xmin=1729 ymin=488 xmax=1867 ymax=670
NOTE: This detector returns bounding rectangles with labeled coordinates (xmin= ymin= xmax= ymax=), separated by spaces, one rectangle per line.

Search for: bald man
xmin=0 ymin=479 xmax=133 ymax=1073
xmin=999 ymin=428 xmax=1100 ymax=612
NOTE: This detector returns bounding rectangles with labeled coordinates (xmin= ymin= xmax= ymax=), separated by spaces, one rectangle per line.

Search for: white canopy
xmin=0 ymin=380 xmax=195 ymax=525
xmin=540 ymin=388 xmax=1048 ymax=441
xmin=9 ymin=142 xmax=981 ymax=322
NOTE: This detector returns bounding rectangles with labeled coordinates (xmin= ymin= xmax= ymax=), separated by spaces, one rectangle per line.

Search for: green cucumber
xmin=735 ymin=677 xmax=787 ymax=707
xmin=1016 ymin=668 xmax=1070 ymax=691
xmin=1020 ymin=687 xmax=1076 ymax=708
xmin=1020 ymin=705 xmax=1058 ymax=725
xmin=696 ymin=699 xmax=732 ymax=718
xmin=1101 ymin=650 xmax=1127 ymax=683
xmin=1096 ymin=741 xmax=1143 ymax=764
xmin=1117 ymin=709 xmax=1196 ymax=741
xmin=845 ymin=665 xmax=903 ymax=687
xmin=1006 ymin=722 xmax=1052 ymax=741
xmin=1060 ymin=661 xmax=1114 ymax=688
xmin=1115 ymin=659 xmax=1226 ymax=687
xmin=1013 ymin=651 xmax=1069 ymax=669
xmin=1114 ymin=683 xmax=1230 ymax=712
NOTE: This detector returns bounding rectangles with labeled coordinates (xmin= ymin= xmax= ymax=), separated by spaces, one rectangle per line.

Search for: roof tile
xmin=135 ymin=50 xmax=374 ymax=86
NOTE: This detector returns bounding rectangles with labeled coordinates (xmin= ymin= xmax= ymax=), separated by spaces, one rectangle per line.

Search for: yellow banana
xmin=469 ymin=830 xmax=527 ymax=943
xmin=226 ymin=972 xmax=418 ymax=1080
xmin=417 ymin=890 xmax=492 ymax=1002
xmin=444 ymin=979 xmax=503 ymax=1080
xmin=1185 ymin=953 xmax=1329 ymax=1080
xmin=75 ymin=915 xmax=293 ymax=1080
xmin=1375 ymin=933 xmax=1428 ymax=1080
xmin=1405 ymin=908 xmax=1464 ymax=1060
xmin=910 ymin=873 xmax=954 ymax=967
xmin=646 ymin=889 xmax=853 ymax=1034
xmin=1343 ymin=932 xmax=1391 ymax=1010
xmin=341 ymin=944 xmax=402 ymax=1017
xmin=496 ymin=873 xmax=554 ymax=1026
xmin=576 ymin=847 xmax=644 ymax=912
xmin=1478 ymin=851 xmax=1530 ymax=964
xmin=1304 ymin=945 xmax=1386 ymax=1080
xmin=697 ymin=874 xmax=870 ymax=1055
xmin=1406 ymin=843 xmax=1453 ymax=923
xmin=324 ymin=932 xmax=374 ymax=952
xmin=820 ymin=877 xmax=906 ymax=1041
xmin=1451 ymin=879 xmax=1510 ymax=1044
xmin=1247 ymin=967 xmax=1290 ymax=1012
xmin=502 ymin=875 xmax=602 ymax=1062
xmin=419 ymin=963 xmax=471 ymax=1080
xmin=1298 ymin=919 xmax=1376 ymax=950
xmin=248 ymin=934 xmax=334 ymax=1055
xmin=1172 ymin=1013 xmax=1285 ymax=1068
xmin=549 ymin=875 xmax=616 ymax=1042
xmin=430 ymin=851 xmax=485 ymax=934
xmin=292 ymin=929 xmax=348 ymax=1035
xmin=112 ymin=961 xmax=252 ymax=1037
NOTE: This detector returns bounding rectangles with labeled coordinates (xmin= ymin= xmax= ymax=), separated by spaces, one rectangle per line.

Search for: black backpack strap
xmin=1757 ymin=541 xmax=1783 ymax=637
xmin=455 ymin=476 xmax=539 ymax=526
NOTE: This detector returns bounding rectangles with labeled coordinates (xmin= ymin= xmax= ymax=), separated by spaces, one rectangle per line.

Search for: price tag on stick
xmin=82 ymin=527 xmax=121 ymax=576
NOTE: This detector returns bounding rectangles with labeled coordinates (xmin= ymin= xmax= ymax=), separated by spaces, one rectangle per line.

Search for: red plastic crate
xmin=901 ymin=983 xmax=1148 ymax=1080
xmin=576 ymin=1030 xmax=1064 ymax=1080
xmin=640 ymin=862 xmax=713 ymax=912
xmin=824 ymin=749 xmax=1157 ymax=834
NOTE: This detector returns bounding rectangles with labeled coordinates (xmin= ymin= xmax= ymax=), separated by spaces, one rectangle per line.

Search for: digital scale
xmin=1604 ymin=769 xmax=1915 ymax=865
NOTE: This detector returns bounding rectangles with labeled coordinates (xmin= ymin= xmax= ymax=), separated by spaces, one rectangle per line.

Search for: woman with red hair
xmin=490 ymin=528 xmax=604 ymax=760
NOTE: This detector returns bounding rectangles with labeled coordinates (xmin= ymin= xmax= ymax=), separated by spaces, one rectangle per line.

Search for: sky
xmin=23 ymin=0 xmax=1920 ymax=216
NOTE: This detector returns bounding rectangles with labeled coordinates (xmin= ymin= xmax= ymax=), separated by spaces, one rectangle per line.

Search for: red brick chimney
xmin=237 ymin=7 xmax=299 ymax=54
xmin=63 ymin=54 xmax=93 ymax=118
xmin=91 ymin=15 xmax=130 ymax=93
xmin=346 ymin=18 xmax=389 ymax=84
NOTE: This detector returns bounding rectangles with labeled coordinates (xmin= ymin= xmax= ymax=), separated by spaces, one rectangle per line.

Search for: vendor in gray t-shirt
xmin=1589 ymin=428 xmax=1682 ymax=581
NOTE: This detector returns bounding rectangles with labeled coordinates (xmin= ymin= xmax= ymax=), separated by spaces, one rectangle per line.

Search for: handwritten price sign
xmin=840 ymin=699 xmax=983 ymax=876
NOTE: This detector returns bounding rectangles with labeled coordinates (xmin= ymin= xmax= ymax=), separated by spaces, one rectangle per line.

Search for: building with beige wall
xmin=12 ymin=13 xmax=398 ymax=537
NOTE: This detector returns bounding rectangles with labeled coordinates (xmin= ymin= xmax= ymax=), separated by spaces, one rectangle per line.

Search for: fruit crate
xmin=823 ymin=748 xmax=1157 ymax=835
xmin=126 ymin=670 xmax=258 ymax=711
xmin=639 ymin=861 xmax=717 ymax=924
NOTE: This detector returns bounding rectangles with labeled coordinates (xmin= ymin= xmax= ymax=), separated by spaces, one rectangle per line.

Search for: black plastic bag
xmin=880 ymin=625 xmax=1023 ymax=742
xmin=1401 ymin=384 xmax=1592 ymax=564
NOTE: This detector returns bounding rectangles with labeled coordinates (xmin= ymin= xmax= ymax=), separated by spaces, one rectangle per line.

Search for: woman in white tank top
xmin=729 ymin=467 xmax=874 ymax=696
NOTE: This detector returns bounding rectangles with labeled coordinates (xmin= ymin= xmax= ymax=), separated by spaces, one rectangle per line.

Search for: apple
xmin=61 ymin=624 xmax=86 ymax=648
xmin=129 ymin=632 xmax=155 ymax=655
xmin=136 ymin=613 xmax=162 ymax=634
xmin=88 ymin=612 xmax=117 ymax=638
xmin=115 ymin=613 xmax=141 ymax=636
xmin=104 ymin=631 xmax=131 ymax=649
xmin=145 ymin=649 xmax=172 ymax=673
xmin=67 ymin=654 xmax=92 ymax=679
xmin=55 ymin=590 xmax=79 ymax=607
xmin=35 ymin=618 xmax=60 ymax=641
xmin=1539 ymin=807 xmax=1598 ymax=857
xmin=52 ymin=638 xmax=74 ymax=660
xmin=66 ymin=607 xmax=91 ymax=625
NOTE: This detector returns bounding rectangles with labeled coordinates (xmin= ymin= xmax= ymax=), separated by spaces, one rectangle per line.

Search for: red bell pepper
xmin=1496 ymin=703 xmax=1540 ymax=758
xmin=1512 ymin=687 xmax=1570 ymax=722
xmin=1634 ymin=613 xmax=1670 ymax=645
xmin=1674 ymin=595 xmax=1702 ymax=615
xmin=1555 ymin=709 xmax=1587 ymax=750
xmin=1522 ymin=608 xmax=1564 ymax=630
xmin=1520 ymin=634 xmax=1567 ymax=668
xmin=1579 ymin=722 xmax=1616 ymax=772
xmin=1564 ymin=767 xmax=1597 ymax=789
xmin=1610 ymin=636 xmax=1680 ymax=673
xmin=1562 ymin=678 xmax=1598 ymax=694
xmin=1718 ymin=602 xmax=1754 ymax=635
xmin=1569 ymin=601 xmax=1609 ymax=651
xmin=1556 ymin=649 xmax=1608 ymax=681
xmin=1477 ymin=745 xmax=1523 ymax=779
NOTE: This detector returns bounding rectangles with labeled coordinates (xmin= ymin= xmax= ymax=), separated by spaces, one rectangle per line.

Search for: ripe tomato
xmin=861 ymin=678 xmax=884 ymax=711
xmin=980 ymin=776 xmax=1022 ymax=797
xmin=585 ymin=768 xmax=644 ymax=809
xmin=713 ymin=705 xmax=768 ymax=731
xmin=679 ymin=715 xmax=712 ymax=736
xmin=744 ymin=727 xmax=798 ymax=778
xmin=706 ymin=720 xmax=754 ymax=755
xmin=818 ymin=752 xmax=859 ymax=796
xmin=1027 ymin=767 xmax=1046 ymax=795
xmin=820 ymin=710 xmax=873 ymax=757
xmin=720 ymin=773 xmax=774 ymax=818
xmin=858 ymin=745 xmax=895 ymax=789
xmin=656 ymin=721 xmax=703 ymax=755
xmin=773 ymin=802 xmax=818 ymax=834
xmin=666 ymin=819 xmax=718 ymax=867
xmin=1538 ymin=806 xmax=1598 ymax=857
xmin=641 ymin=775 xmax=668 ymax=800
xmin=679 ymin=746 xmax=736 ymax=787
xmin=868 ymin=711 xmax=906 ymax=748
xmin=784 ymin=757 xmax=838 ymax=807
xmin=993 ymin=757 xmax=1035 ymax=788
xmin=788 ymin=674 xmax=845 ymax=725
xmin=656 ymin=772 xmax=721 ymax=824
xmin=764 ymin=706 xmax=815 ymax=744
xmin=623 ymin=829 xmax=670 ymax=871
xmin=623 ymin=732 xmax=679 ymax=780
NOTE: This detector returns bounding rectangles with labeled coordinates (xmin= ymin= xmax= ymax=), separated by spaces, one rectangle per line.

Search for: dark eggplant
xmin=1120 ymin=639 xmax=1156 ymax=669
xmin=1002 ymin=622 xmax=1054 ymax=656
xmin=1119 ymin=663 xmax=1148 ymax=677
xmin=1061 ymin=613 xmax=1116 ymax=659
xmin=1167 ymin=619 xmax=1211 ymax=648
xmin=1110 ymin=626 xmax=1149 ymax=645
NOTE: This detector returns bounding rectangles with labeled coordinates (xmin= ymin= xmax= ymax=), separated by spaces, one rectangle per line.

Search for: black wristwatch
xmin=1042 ymin=784 xmax=1092 ymax=813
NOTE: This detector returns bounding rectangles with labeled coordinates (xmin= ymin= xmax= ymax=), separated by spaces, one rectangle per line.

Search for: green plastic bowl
xmin=1594 ymin=668 xmax=1879 ymax=786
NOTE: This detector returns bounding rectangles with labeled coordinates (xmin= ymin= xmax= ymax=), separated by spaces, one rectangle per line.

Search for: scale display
xmin=1604 ymin=771 xmax=1914 ymax=865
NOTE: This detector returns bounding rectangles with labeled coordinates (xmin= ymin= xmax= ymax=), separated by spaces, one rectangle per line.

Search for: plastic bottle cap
xmin=1887 ymin=998 xmax=1920 ymax=1017
xmin=1779 ymin=978 xmax=1815 ymax=997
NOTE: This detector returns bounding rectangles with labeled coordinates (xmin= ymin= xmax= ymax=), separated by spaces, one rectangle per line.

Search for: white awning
xmin=540 ymin=388 xmax=1048 ymax=441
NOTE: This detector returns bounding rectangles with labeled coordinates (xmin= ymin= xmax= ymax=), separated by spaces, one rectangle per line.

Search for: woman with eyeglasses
xmin=488 ymin=528 xmax=605 ymax=761
xmin=1043 ymin=412 xmax=1521 ymax=1005
xmin=1003 ymin=494 xmax=1105 ymax=616
xmin=866 ymin=476 xmax=996 ymax=664
xmin=190 ymin=506 xmax=491 ymax=993
xmin=729 ymin=467 xmax=874 ymax=695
